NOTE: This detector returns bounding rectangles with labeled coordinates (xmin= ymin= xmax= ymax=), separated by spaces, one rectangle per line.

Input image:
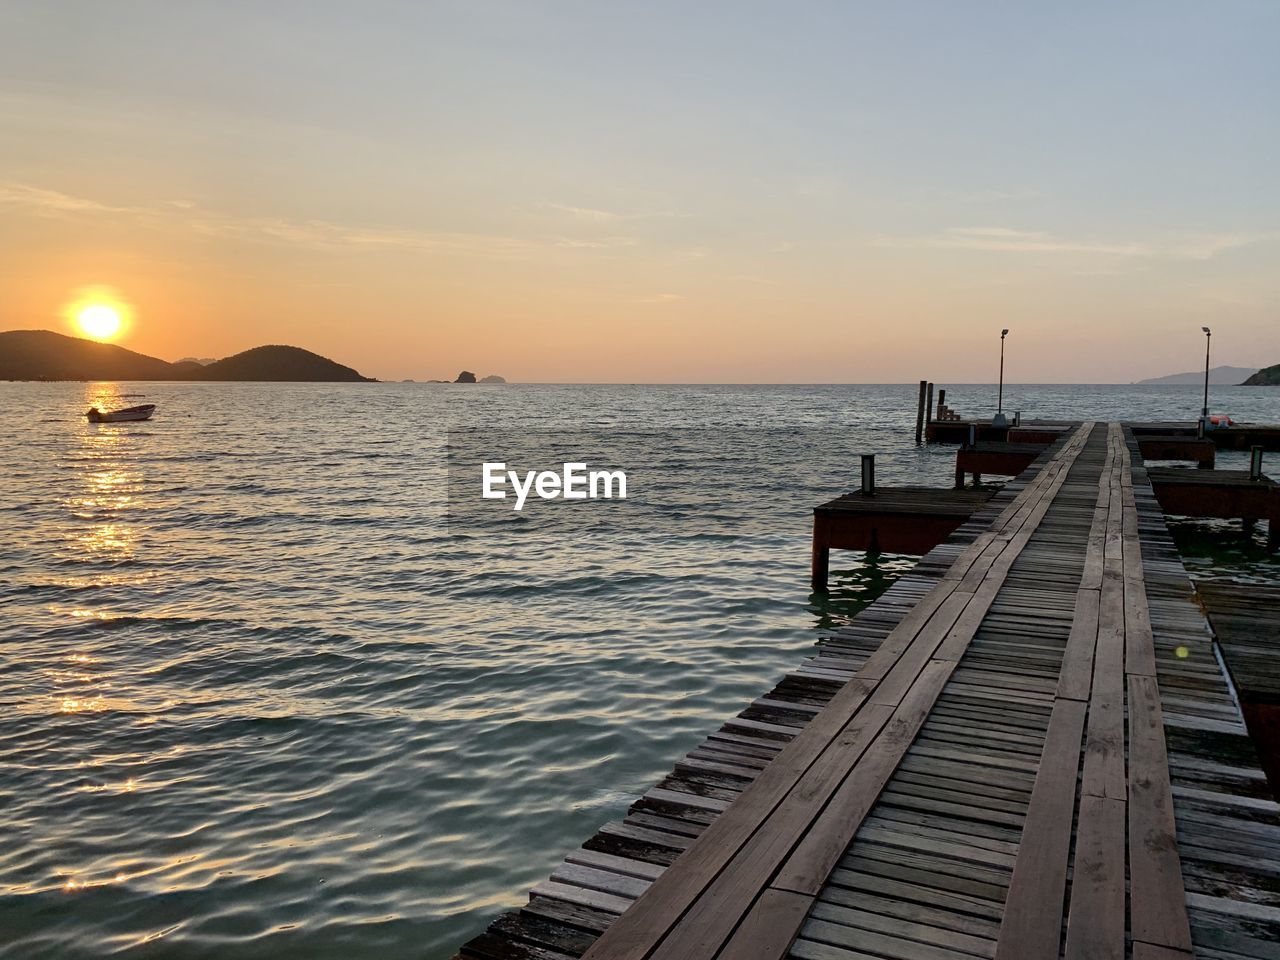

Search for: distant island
xmin=453 ymin=370 xmax=506 ymax=383
xmin=1242 ymin=364 xmax=1280 ymax=386
xmin=0 ymin=330 xmax=375 ymax=382
xmin=1136 ymin=365 xmax=1258 ymax=385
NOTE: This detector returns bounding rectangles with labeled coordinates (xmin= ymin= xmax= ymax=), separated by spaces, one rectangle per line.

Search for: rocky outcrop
xmin=1242 ymin=364 xmax=1280 ymax=386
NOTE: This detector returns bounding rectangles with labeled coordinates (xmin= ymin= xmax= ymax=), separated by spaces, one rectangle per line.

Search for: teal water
xmin=2 ymin=382 xmax=1278 ymax=958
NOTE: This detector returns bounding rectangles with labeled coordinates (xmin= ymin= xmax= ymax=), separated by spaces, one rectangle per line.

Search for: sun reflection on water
xmin=65 ymin=412 xmax=145 ymax=561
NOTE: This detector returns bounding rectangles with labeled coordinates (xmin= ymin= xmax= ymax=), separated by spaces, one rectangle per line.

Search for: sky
xmin=1 ymin=0 xmax=1277 ymax=382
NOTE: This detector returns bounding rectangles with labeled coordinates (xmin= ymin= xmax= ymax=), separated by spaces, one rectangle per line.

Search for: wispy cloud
xmin=539 ymin=200 xmax=688 ymax=222
xmin=0 ymin=182 xmax=136 ymax=215
xmin=547 ymin=234 xmax=638 ymax=249
xmin=187 ymin=213 xmax=530 ymax=256
xmin=873 ymin=226 xmax=1271 ymax=261
xmin=633 ymin=292 xmax=685 ymax=303
xmin=0 ymin=179 xmax=534 ymax=258
xmin=937 ymin=188 xmax=1043 ymax=204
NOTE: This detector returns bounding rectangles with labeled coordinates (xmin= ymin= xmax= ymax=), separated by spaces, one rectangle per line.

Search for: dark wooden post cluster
xmin=914 ymin=380 xmax=937 ymax=444
xmin=914 ymin=380 xmax=928 ymax=445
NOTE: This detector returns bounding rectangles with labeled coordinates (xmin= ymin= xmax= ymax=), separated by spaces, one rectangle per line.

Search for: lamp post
xmin=1201 ymin=326 xmax=1212 ymax=420
xmin=998 ymin=329 xmax=1009 ymax=414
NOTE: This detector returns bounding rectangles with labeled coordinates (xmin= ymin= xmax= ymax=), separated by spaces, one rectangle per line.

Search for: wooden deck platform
xmin=811 ymin=486 xmax=995 ymax=590
xmin=953 ymin=441 xmax=1049 ymax=488
xmin=934 ymin=419 xmax=1280 ymax=452
xmin=1129 ymin=422 xmax=1280 ymax=452
xmin=456 ymin=423 xmax=1280 ymax=960
xmin=1008 ymin=426 xmax=1068 ymax=444
xmin=1148 ymin=467 xmax=1279 ymax=549
xmin=1138 ymin=435 xmax=1216 ymax=468
xmin=1206 ymin=425 xmax=1280 ymax=451
xmin=1197 ymin=581 xmax=1280 ymax=799
xmin=928 ymin=420 xmax=1077 ymax=447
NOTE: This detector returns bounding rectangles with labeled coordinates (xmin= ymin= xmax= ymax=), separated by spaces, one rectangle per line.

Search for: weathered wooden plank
xmin=716 ymin=888 xmax=811 ymax=960
xmin=1131 ymin=945 xmax=1194 ymax=960
xmin=1081 ymin=574 xmax=1126 ymax=802
xmin=993 ymin=697 xmax=1087 ymax=960
xmin=642 ymin=703 xmax=895 ymax=960
xmin=1129 ymin=673 xmax=1194 ymax=952
xmin=1056 ymin=588 xmax=1101 ymax=701
xmin=1063 ymin=795 xmax=1126 ymax=960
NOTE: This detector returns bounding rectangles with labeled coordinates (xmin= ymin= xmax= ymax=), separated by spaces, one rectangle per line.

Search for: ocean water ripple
xmin=2 ymin=381 xmax=1277 ymax=958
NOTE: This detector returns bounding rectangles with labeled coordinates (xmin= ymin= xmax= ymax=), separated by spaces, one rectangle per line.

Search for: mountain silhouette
xmin=0 ymin=330 xmax=375 ymax=382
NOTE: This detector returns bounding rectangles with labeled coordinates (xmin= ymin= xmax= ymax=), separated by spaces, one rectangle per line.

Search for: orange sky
xmin=2 ymin=3 xmax=1276 ymax=382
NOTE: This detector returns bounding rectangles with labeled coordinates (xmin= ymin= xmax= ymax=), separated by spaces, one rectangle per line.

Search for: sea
xmin=2 ymin=382 xmax=1278 ymax=959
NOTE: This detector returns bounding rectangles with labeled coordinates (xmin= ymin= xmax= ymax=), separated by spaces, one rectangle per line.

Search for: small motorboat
xmin=86 ymin=404 xmax=155 ymax=423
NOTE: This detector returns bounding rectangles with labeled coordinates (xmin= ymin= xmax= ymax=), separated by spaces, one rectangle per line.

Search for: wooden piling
xmin=926 ymin=382 xmax=934 ymax=427
xmin=914 ymin=380 xmax=927 ymax=445
xmin=810 ymin=519 xmax=829 ymax=593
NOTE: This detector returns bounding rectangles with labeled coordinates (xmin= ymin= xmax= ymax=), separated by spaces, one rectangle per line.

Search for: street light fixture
xmin=998 ymin=329 xmax=1009 ymax=415
xmin=1201 ymin=326 xmax=1212 ymax=421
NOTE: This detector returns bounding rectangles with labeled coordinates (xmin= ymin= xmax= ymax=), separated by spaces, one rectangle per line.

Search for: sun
xmin=64 ymin=288 xmax=132 ymax=342
xmin=77 ymin=304 xmax=123 ymax=340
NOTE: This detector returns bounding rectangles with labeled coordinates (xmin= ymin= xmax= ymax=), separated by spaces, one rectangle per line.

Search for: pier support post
xmin=926 ymin=382 xmax=935 ymax=428
xmin=915 ymin=380 xmax=928 ymax=445
xmin=1251 ymin=446 xmax=1264 ymax=481
xmin=811 ymin=517 xmax=830 ymax=593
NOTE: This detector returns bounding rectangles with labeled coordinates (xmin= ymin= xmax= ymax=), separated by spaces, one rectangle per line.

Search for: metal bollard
xmin=1250 ymin=445 xmax=1264 ymax=481
xmin=861 ymin=454 xmax=875 ymax=496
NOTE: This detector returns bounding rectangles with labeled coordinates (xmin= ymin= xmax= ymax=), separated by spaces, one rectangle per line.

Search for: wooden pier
xmin=1148 ymin=467 xmax=1280 ymax=549
xmin=953 ymin=440 xmax=1045 ymax=488
xmin=1130 ymin=423 xmax=1280 ymax=452
xmin=932 ymin=417 xmax=1280 ymax=452
xmin=1197 ymin=581 xmax=1280 ymax=797
xmin=811 ymin=487 xmax=994 ymax=590
xmin=1137 ymin=435 xmax=1216 ymax=468
xmin=456 ymin=423 xmax=1280 ymax=960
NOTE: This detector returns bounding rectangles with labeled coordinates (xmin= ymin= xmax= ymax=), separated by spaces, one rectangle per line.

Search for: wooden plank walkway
xmin=1197 ymin=582 xmax=1280 ymax=702
xmin=1195 ymin=581 xmax=1280 ymax=808
xmin=455 ymin=423 xmax=1280 ymax=960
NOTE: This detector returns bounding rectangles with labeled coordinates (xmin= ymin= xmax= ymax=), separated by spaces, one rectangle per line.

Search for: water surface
xmin=2 ymin=382 xmax=1277 ymax=958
